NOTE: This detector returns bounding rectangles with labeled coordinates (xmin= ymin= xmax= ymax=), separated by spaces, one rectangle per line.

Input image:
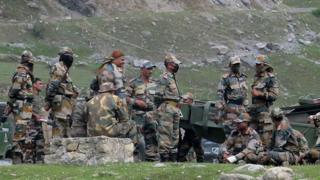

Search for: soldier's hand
xmin=135 ymin=99 xmax=147 ymax=109
xmin=252 ymin=88 xmax=264 ymax=97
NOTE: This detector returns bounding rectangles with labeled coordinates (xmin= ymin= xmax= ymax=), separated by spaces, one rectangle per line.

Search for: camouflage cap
xmin=98 ymin=82 xmax=116 ymax=93
xmin=181 ymin=92 xmax=194 ymax=100
xmin=229 ymin=56 xmax=241 ymax=66
xmin=164 ymin=53 xmax=181 ymax=64
xmin=21 ymin=50 xmax=34 ymax=63
xmin=255 ymin=54 xmax=267 ymax=65
xmin=59 ymin=47 xmax=73 ymax=56
xmin=141 ymin=60 xmax=156 ymax=69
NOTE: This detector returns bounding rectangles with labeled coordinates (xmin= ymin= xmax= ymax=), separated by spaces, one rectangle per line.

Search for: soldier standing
xmin=45 ymin=47 xmax=78 ymax=138
xmin=7 ymin=50 xmax=34 ymax=163
xmin=306 ymin=112 xmax=320 ymax=163
xmin=154 ymin=54 xmax=182 ymax=162
xmin=259 ymin=108 xmax=309 ymax=165
xmin=127 ymin=60 xmax=157 ymax=161
xmin=250 ymin=55 xmax=279 ymax=147
xmin=178 ymin=92 xmax=204 ymax=162
xmin=220 ymin=113 xmax=264 ymax=164
xmin=92 ymin=50 xmax=127 ymax=100
xmin=216 ymin=56 xmax=248 ymax=136
xmin=85 ymin=82 xmax=137 ymax=143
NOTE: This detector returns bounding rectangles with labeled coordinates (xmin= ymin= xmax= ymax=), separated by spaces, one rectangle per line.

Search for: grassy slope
xmin=0 ymin=163 xmax=319 ymax=180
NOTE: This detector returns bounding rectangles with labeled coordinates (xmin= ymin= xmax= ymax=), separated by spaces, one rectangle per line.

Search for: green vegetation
xmin=0 ymin=163 xmax=319 ymax=179
xmin=284 ymin=0 xmax=320 ymax=8
xmin=312 ymin=9 xmax=320 ymax=17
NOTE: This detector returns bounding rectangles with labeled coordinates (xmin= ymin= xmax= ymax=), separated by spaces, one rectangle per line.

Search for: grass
xmin=284 ymin=0 xmax=320 ymax=8
xmin=0 ymin=163 xmax=319 ymax=180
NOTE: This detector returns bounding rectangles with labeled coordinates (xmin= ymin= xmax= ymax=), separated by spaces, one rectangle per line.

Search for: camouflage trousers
xmin=306 ymin=147 xmax=320 ymax=164
xmin=178 ymin=128 xmax=204 ymax=162
xmin=259 ymin=150 xmax=298 ymax=165
xmin=234 ymin=148 xmax=262 ymax=164
xmin=143 ymin=111 xmax=160 ymax=161
xmin=131 ymin=112 xmax=147 ymax=161
xmin=12 ymin=118 xmax=45 ymax=164
xmin=154 ymin=102 xmax=181 ymax=162
xmin=102 ymin=120 xmax=138 ymax=144
xmin=52 ymin=117 xmax=70 ymax=138
xmin=250 ymin=111 xmax=273 ymax=147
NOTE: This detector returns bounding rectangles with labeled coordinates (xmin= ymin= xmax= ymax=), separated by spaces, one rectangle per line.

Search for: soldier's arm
xmin=265 ymin=76 xmax=279 ymax=102
xmin=114 ymin=96 xmax=129 ymax=122
xmin=126 ymin=79 xmax=136 ymax=106
xmin=216 ymin=77 xmax=226 ymax=109
xmin=71 ymin=101 xmax=88 ymax=137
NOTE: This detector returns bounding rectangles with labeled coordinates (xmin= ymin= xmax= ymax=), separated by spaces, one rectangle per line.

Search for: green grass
xmin=0 ymin=163 xmax=319 ymax=179
xmin=284 ymin=0 xmax=320 ymax=8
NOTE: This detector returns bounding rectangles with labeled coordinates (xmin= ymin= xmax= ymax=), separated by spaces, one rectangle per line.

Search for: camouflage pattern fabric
xmin=97 ymin=63 xmax=127 ymax=99
xmin=127 ymin=76 xmax=157 ymax=161
xmin=155 ymin=70 xmax=181 ymax=161
xmin=221 ymin=127 xmax=263 ymax=163
xmin=46 ymin=61 xmax=77 ymax=138
xmin=250 ymin=71 xmax=279 ymax=147
xmin=217 ymin=72 xmax=248 ymax=135
xmin=70 ymin=100 xmax=87 ymax=137
xmin=86 ymin=92 xmax=137 ymax=143
xmin=178 ymin=129 xmax=204 ymax=162
xmin=266 ymin=119 xmax=309 ymax=165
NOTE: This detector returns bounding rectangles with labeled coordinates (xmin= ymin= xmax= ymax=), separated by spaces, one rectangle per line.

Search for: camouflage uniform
xmin=86 ymin=82 xmax=137 ymax=143
xmin=127 ymin=71 xmax=157 ymax=161
xmin=45 ymin=47 xmax=78 ymax=138
xmin=217 ymin=56 xmax=248 ymax=135
xmin=306 ymin=112 xmax=320 ymax=163
xmin=70 ymin=99 xmax=88 ymax=137
xmin=250 ymin=55 xmax=279 ymax=147
xmin=264 ymin=118 xmax=309 ymax=165
xmin=154 ymin=54 xmax=182 ymax=161
xmin=178 ymin=93 xmax=204 ymax=162
xmin=8 ymin=51 xmax=34 ymax=163
xmin=221 ymin=118 xmax=263 ymax=164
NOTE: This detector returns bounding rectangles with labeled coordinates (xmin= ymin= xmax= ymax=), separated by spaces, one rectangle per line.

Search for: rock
xmin=266 ymin=43 xmax=280 ymax=51
xmin=241 ymin=0 xmax=251 ymax=8
xmin=233 ymin=164 xmax=266 ymax=173
xmin=303 ymin=31 xmax=317 ymax=42
xmin=58 ymin=0 xmax=97 ymax=17
xmin=27 ymin=2 xmax=40 ymax=9
xmin=211 ymin=45 xmax=229 ymax=55
xmin=153 ymin=163 xmax=166 ymax=167
xmin=45 ymin=136 xmax=134 ymax=165
xmin=141 ymin=31 xmax=152 ymax=38
xmin=219 ymin=173 xmax=254 ymax=180
xmin=298 ymin=39 xmax=312 ymax=46
xmin=287 ymin=33 xmax=296 ymax=42
xmin=262 ymin=167 xmax=294 ymax=180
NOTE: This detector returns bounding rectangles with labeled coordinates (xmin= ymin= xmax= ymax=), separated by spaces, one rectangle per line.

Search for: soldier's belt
xmin=228 ymin=99 xmax=244 ymax=105
xmin=165 ymin=100 xmax=178 ymax=107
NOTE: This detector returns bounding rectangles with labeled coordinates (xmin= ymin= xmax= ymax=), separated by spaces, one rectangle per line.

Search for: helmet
xmin=164 ymin=53 xmax=181 ymax=64
xmin=59 ymin=47 xmax=74 ymax=68
xmin=21 ymin=50 xmax=33 ymax=64
xmin=58 ymin=47 xmax=73 ymax=56
xmin=271 ymin=107 xmax=284 ymax=121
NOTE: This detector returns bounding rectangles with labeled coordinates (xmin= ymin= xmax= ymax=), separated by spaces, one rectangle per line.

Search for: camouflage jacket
xmin=32 ymin=93 xmax=44 ymax=116
xmin=127 ymin=76 xmax=157 ymax=113
xmin=86 ymin=92 xmax=129 ymax=136
xmin=156 ymin=70 xmax=180 ymax=102
xmin=71 ymin=99 xmax=87 ymax=137
xmin=8 ymin=64 xmax=34 ymax=119
xmin=217 ymin=72 xmax=248 ymax=108
xmin=222 ymin=127 xmax=263 ymax=158
xmin=251 ymin=72 xmax=279 ymax=109
xmin=270 ymin=119 xmax=309 ymax=157
xmin=97 ymin=63 xmax=127 ymax=99
xmin=46 ymin=61 xmax=77 ymax=102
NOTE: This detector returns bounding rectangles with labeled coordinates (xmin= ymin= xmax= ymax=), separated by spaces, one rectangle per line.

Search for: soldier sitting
xmin=305 ymin=112 xmax=320 ymax=164
xmin=259 ymin=108 xmax=309 ymax=166
xmin=220 ymin=113 xmax=263 ymax=164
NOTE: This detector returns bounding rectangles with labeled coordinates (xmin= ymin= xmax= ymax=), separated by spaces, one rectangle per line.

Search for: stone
xmin=141 ymin=31 xmax=152 ymax=38
xmin=266 ymin=43 xmax=280 ymax=51
xmin=233 ymin=164 xmax=266 ymax=174
xmin=211 ymin=45 xmax=229 ymax=55
xmin=58 ymin=0 xmax=97 ymax=17
xmin=219 ymin=173 xmax=254 ymax=180
xmin=298 ymin=39 xmax=312 ymax=46
xmin=45 ymin=136 xmax=134 ymax=165
xmin=262 ymin=167 xmax=294 ymax=180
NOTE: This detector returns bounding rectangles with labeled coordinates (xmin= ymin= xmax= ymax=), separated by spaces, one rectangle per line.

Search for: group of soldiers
xmin=5 ymin=47 xmax=320 ymax=165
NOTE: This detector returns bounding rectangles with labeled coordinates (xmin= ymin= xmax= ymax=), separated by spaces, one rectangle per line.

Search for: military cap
xmin=21 ymin=50 xmax=34 ymax=63
xmin=141 ymin=60 xmax=156 ymax=69
xmin=59 ymin=47 xmax=73 ymax=56
xmin=98 ymin=82 xmax=116 ymax=93
xmin=255 ymin=54 xmax=268 ymax=65
xmin=229 ymin=56 xmax=241 ymax=66
xmin=181 ymin=92 xmax=194 ymax=100
xmin=233 ymin=112 xmax=250 ymax=123
xmin=164 ymin=53 xmax=181 ymax=64
xmin=104 ymin=50 xmax=124 ymax=63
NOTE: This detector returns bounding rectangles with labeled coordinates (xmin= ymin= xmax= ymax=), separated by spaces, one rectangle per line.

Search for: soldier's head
xmin=229 ymin=56 xmax=241 ymax=74
xmin=32 ymin=77 xmax=44 ymax=92
xmin=164 ymin=53 xmax=181 ymax=74
xmin=98 ymin=82 xmax=116 ymax=94
xmin=234 ymin=113 xmax=250 ymax=132
xmin=140 ymin=60 xmax=156 ymax=78
xmin=107 ymin=50 xmax=125 ymax=68
xmin=59 ymin=47 xmax=74 ymax=69
xmin=181 ymin=92 xmax=194 ymax=104
xmin=271 ymin=107 xmax=284 ymax=124
xmin=255 ymin=54 xmax=273 ymax=74
xmin=21 ymin=50 xmax=34 ymax=72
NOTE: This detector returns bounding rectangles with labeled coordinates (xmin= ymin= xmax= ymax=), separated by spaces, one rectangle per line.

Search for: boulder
xmin=233 ymin=164 xmax=266 ymax=174
xmin=211 ymin=45 xmax=229 ymax=55
xmin=45 ymin=136 xmax=134 ymax=165
xmin=262 ymin=167 xmax=294 ymax=180
xmin=219 ymin=173 xmax=254 ymax=180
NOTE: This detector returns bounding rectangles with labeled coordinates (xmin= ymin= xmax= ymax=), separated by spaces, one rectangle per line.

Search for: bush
xmin=312 ymin=9 xmax=320 ymax=18
xmin=31 ymin=21 xmax=45 ymax=39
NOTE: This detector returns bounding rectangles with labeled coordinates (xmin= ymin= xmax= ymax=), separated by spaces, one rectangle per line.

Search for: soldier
xmin=85 ymin=82 xmax=137 ymax=144
xmin=259 ymin=108 xmax=309 ymax=165
xmin=153 ymin=53 xmax=182 ymax=162
xmin=306 ymin=112 xmax=320 ymax=163
xmin=7 ymin=50 xmax=34 ymax=163
xmin=70 ymin=98 xmax=89 ymax=137
xmin=91 ymin=50 xmax=127 ymax=100
xmin=31 ymin=78 xmax=45 ymax=163
xmin=216 ymin=56 xmax=248 ymax=136
xmin=220 ymin=113 xmax=264 ymax=164
xmin=45 ymin=47 xmax=78 ymax=138
xmin=178 ymin=92 xmax=204 ymax=162
xmin=126 ymin=60 xmax=157 ymax=161
xmin=250 ymin=55 xmax=279 ymax=147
